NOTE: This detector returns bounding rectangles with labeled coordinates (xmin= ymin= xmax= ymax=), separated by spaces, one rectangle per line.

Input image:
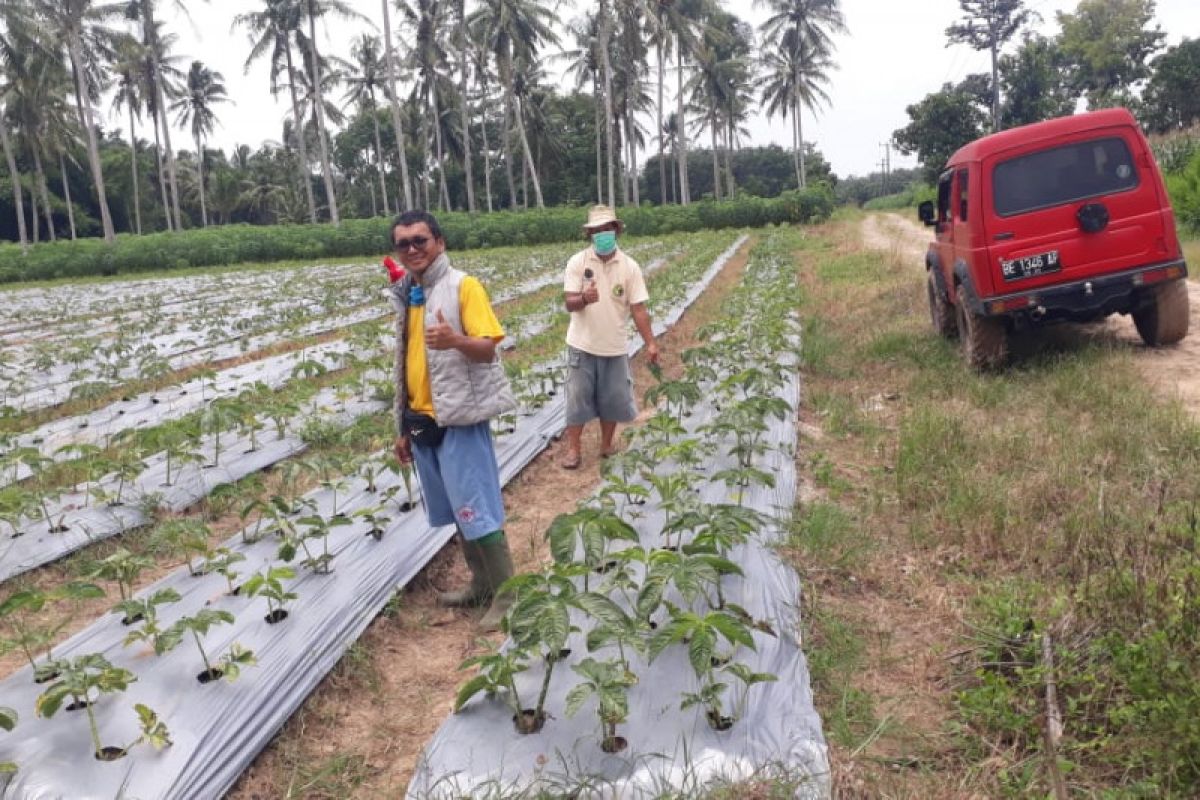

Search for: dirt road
xmin=860 ymin=212 xmax=1200 ymax=417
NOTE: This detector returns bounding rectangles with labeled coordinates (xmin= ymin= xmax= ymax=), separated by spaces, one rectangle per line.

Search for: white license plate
xmin=1000 ymin=250 xmax=1061 ymax=281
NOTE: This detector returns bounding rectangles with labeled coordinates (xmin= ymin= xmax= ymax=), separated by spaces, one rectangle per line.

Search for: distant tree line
xmin=892 ymin=0 xmax=1200 ymax=184
xmin=0 ymin=0 xmax=851 ymax=248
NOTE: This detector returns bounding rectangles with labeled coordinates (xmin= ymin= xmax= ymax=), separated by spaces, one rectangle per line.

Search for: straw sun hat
xmin=582 ymin=204 xmax=624 ymax=232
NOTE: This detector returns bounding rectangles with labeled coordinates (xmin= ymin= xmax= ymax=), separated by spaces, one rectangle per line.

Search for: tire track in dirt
xmin=861 ymin=212 xmax=1200 ymax=419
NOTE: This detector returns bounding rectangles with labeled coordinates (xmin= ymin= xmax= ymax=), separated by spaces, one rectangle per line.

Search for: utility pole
xmin=879 ymin=141 xmax=892 ymax=194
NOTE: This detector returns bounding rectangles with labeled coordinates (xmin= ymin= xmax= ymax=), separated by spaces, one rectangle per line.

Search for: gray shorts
xmin=564 ymin=346 xmax=637 ymax=426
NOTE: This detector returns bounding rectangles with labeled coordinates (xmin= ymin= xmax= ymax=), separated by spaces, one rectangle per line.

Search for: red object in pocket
xmin=383 ymin=256 xmax=406 ymax=283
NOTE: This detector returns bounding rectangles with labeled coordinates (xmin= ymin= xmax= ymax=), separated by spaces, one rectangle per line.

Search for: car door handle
xmin=994 ymin=232 xmax=1015 ymax=240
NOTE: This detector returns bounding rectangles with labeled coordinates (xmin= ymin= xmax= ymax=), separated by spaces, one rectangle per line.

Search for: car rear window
xmin=992 ymin=136 xmax=1139 ymax=217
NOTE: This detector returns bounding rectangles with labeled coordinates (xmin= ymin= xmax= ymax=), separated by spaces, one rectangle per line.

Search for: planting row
xmin=411 ymin=230 xmax=829 ymax=798
xmin=0 ymin=234 xmax=746 ymax=799
xmin=0 ymin=238 xmax=618 ymax=414
xmin=0 ymin=238 xmax=715 ymax=578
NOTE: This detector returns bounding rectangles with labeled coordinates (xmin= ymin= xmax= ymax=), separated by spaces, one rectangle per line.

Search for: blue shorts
xmin=564 ymin=346 xmax=637 ymax=426
xmin=410 ymin=421 xmax=506 ymax=540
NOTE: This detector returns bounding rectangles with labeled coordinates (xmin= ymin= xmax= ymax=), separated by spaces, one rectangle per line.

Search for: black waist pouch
xmin=402 ymin=408 xmax=447 ymax=448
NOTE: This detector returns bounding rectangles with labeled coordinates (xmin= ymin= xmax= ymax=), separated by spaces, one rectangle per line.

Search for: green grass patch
xmin=790 ymin=219 xmax=1200 ymax=795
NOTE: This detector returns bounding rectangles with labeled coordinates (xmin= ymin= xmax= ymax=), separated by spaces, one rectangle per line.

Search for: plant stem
xmin=84 ymin=693 xmax=102 ymax=758
xmin=190 ymin=629 xmax=212 ymax=674
xmin=535 ymin=655 xmax=556 ymax=720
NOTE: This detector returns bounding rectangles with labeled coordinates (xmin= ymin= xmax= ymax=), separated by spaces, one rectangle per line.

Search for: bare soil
xmin=225 ymin=238 xmax=756 ymax=799
xmin=864 ymin=212 xmax=1200 ymax=418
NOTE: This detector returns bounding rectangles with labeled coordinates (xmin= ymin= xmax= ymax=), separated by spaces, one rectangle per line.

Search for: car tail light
xmin=988 ymin=296 xmax=1038 ymax=314
xmin=1132 ymin=266 xmax=1185 ymax=287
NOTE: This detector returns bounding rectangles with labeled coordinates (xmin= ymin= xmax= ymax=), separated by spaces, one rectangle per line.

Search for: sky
xmin=115 ymin=0 xmax=1199 ymax=181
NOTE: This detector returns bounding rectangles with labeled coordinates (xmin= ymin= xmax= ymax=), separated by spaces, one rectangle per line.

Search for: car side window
xmin=957 ymin=169 xmax=969 ymax=221
xmin=937 ymin=171 xmax=953 ymax=222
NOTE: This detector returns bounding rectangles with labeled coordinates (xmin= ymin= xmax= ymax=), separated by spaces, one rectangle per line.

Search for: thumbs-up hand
xmin=425 ymin=308 xmax=459 ymax=350
xmin=582 ymin=280 xmax=600 ymax=305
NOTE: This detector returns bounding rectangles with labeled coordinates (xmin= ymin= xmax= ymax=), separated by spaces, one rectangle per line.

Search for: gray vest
xmin=391 ymin=254 xmax=516 ymax=430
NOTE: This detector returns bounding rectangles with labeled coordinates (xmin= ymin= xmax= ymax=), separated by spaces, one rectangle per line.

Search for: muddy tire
xmin=927 ymin=269 xmax=957 ymax=338
xmin=955 ymin=285 xmax=1008 ymax=370
xmin=1132 ymin=278 xmax=1189 ymax=346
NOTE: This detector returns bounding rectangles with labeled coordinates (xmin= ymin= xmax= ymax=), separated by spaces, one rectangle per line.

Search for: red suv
xmin=919 ymin=108 xmax=1189 ymax=368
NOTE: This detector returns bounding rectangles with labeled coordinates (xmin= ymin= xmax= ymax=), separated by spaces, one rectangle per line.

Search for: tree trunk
xmin=30 ymin=179 xmax=39 ymax=243
xmin=128 ymin=104 xmax=142 ymax=235
xmin=306 ymin=0 xmax=340 ymax=225
xmin=710 ymin=123 xmax=721 ymax=200
xmin=990 ymin=40 xmax=1001 ymax=131
xmin=143 ymin=2 xmax=182 ymax=231
xmin=798 ymin=100 xmax=807 ymax=188
xmin=724 ymin=120 xmax=735 ymax=197
xmin=195 ymin=133 xmax=208 ymax=227
xmin=32 ymin=147 xmax=56 ymax=242
xmin=790 ymin=100 xmax=802 ymax=190
xmin=0 ymin=114 xmax=28 ymax=249
xmin=368 ymin=178 xmax=377 ymax=217
xmin=593 ymin=76 xmax=603 ymax=204
xmin=421 ymin=110 xmax=432 ymax=209
xmin=479 ymin=95 xmax=494 ymax=212
xmin=598 ymin=0 xmax=616 ymax=206
xmin=457 ymin=0 xmax=475 ymax=212
xmin=627 ymin=105 xmax=640 ymax=206
xmin=381 ymin=0 xmax=413 ymax=211
xmin=520 ymin=144 xmax=528 ymax=209
xmin=501 ymin=91 xmax=517 ymax=209
xmin=370 ymin=102 xmax=389 ymax=216
xmin=676 ymin=47 xmax=690 ymax=204
xmin=285 ymin=45 xmax=319 ymax=223
xmin=431 ymin=88 xmax=450 ymax=211
xmin=58 ymin=151 xmax=76 ymax=239
xmin=68 ymin=30 xmax=116 ymax=242
xmin=151 ymin=114 xmax=172 ymax=230
xmin=657 ymin=38 xmax=667 ymax=205
xmin=507 ymin=83 xmax=544 ymax=206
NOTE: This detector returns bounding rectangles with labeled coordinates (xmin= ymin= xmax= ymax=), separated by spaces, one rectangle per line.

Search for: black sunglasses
xmin=394 ymin=236 xmax=431 ymax=252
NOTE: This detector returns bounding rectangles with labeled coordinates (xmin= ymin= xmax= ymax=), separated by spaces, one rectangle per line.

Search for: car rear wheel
xmin=1132 ymin=278 xmax=1189 ymax=346
xmin=927 ymin=270 xmax=957 ymax=338
xmin=955 ymin=285 xmax=1007 ymax=370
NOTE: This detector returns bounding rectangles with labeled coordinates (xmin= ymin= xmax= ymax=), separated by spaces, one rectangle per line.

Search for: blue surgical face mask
xmin=592 ymin=230 xmax=618 ymax=256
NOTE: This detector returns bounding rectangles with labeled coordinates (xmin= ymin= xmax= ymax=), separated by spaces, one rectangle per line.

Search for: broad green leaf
xmin=687 ymin=628 xmax=716 ymax=677
xmin=563 ymin=683 xmax=593 ymax=719
xmin=0 ymin=707 xmax=16 ymax=731
xmin=454 ymin=674 xmax=492 ymax=712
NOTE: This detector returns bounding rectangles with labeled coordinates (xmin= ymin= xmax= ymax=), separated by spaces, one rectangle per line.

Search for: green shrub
xmin=0 ymin=191 xmax=834 ymax=284
xmin=1166 ymin=149 xmax=1200 ymax=234
xmin=861 ymin=182 xmax=935 ymax=211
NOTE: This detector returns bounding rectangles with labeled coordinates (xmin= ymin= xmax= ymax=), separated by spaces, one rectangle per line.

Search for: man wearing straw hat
xmin=560 ymin=205 xmax=660 ymax=470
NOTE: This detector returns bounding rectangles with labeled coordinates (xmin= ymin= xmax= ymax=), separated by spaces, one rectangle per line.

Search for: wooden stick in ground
xmin=1041 ymin=632 xmax=1068 ymax=800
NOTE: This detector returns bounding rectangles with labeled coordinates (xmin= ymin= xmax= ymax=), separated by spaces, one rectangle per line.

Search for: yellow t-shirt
xmin=406 ymin=276 xmax=505 ymax=418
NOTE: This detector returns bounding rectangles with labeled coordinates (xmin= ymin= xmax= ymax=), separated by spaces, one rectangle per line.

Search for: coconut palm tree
xmin=112 ymin=35 xmax=148 ymax=234
xmin=560 ymin=12 xmax=603 ymax=204
xmin=469 ymin=0 xmax=557 ymax=209
xmin=400 ymin=0 xmax=452 ymax=212
xmin=658 ymin=0 xmax=710 ymax=206
xmin=131 ymin=0 xmax=200 ymax=232
xmin=344 ymin=34 xmax=390 ymax=216
xmin=138 ymin=22 xmax=184 ymax=233
xmin=379 ymin=0 xmax=412 ymax=211
xmin=171 ymin=60 xmax=229 ymax=227
xmin=759 ymin=37 xmax=833 ymax=190
xmin=0 ymin=3 xmax=34 ymax=248
xmin=755 ymin=0 xmax=845 ymax=187
xmin=301 ymin=0 xmax=367 ymax=226
xmin=233 ymin=0 xmax=319 ymax=223
xmin=466 ymin=21 xmax=495 ymax=212
xmin=32 ymin=0 xmax=122 ymax=242
xmin=454 ymin=0 xmax=475 ymax=212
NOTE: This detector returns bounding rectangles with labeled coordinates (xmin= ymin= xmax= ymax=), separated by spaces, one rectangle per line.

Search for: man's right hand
xmin=394 ymin=434 xmax=413 ymax=465
xmin=582 ymin=282 xmax=600 ymax=305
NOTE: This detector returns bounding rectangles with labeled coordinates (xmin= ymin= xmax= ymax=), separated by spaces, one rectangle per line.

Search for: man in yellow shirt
xmin=560 ymin=205 xmax=660 ymax=469
xmin=389 ymin=210 xmax=516 ymax=631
